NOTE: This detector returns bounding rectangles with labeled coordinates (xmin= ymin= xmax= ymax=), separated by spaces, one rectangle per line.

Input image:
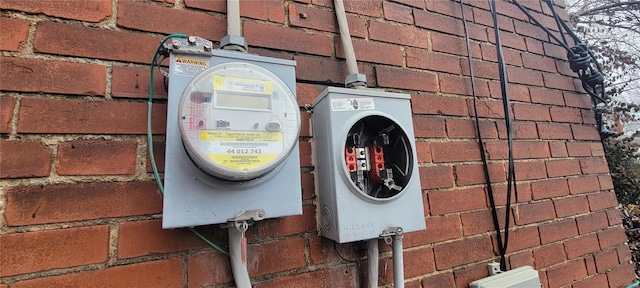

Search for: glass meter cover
xmin=178 ymin=62 xmax=301 ymax=181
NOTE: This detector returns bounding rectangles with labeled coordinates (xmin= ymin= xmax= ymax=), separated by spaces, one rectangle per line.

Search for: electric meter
xmin=178 ymin=62 xmax=301 ymax=181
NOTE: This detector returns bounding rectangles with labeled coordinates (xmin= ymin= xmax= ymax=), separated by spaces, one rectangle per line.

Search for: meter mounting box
xmin=311 ymin=87 xmax=425 ymax=243
xmin=162 ymin=49 xmax=302 ymax=229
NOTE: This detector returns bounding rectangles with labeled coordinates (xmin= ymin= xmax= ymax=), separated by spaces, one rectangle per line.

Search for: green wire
xmin=147 ymin=34 xmax=229 ymax=256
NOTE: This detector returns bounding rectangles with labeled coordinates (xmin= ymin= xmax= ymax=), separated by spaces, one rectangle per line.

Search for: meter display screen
xmin=178 ymin=62 xmax=300 ymax=181
xmin=215 ymin=91 xmax=271 ymax=111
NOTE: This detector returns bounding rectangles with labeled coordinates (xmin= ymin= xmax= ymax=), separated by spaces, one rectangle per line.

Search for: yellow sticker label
xmin=213 ymin=75 xmax=273 ymax=94
xmin=200 ymin=131 xmax=283 ymax=169
xmin=175 ymin=57 xmax=209 ymax=67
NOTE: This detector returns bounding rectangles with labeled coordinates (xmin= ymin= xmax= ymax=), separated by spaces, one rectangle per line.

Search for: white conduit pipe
xmin=229 ymin=227 xmax=251 ymax=288
xmin=392 ymin=234 xmax=405 ymax=288
xmin=367 ymin=239 xmax=379 ymax=288
xmin=227 ymin=0 xmax=242 ymax=37
xmin=334 ymin=0 xmax=359 ymax=76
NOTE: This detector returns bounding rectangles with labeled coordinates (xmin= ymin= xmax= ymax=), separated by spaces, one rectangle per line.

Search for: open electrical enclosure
xmin=311 ymin=87 xmax=425 ymax=243
xmin=162 ymin=38 xmax=302 ymax=229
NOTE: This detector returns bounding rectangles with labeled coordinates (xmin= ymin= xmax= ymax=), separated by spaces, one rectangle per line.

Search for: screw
xmin=188 ymin=36 xmax=197 ymax=45
xmin=172 ymin=39 xmax=181 ymax=48
xmin=203 ymin=42 xmax=212 ymax=51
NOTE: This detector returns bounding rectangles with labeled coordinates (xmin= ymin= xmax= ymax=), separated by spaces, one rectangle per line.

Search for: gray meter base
xmin=162 ymin=50 xmax=302 ymax=229
xmin=311 ymin=87 xmax=426 ymax=243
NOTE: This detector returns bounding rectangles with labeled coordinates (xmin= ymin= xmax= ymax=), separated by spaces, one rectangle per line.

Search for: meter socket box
xmin=162 ymin=44 xmax=302 ymax=229
xmin=311 ymin=87 xmax=425 ymax=243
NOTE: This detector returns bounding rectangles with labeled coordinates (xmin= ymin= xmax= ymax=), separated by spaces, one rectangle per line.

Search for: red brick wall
xmin=0 ymin=0 xmax=636 ymax=287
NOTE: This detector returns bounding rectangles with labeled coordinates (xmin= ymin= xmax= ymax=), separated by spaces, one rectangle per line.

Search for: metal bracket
xmin=380 ymin=226 xmax=403 ymax=244
xmin=221 ymin=209 xmax=266 ymax=229
xmin=345 ymin=73 xmax=367 ymax=88
xmin=165 ymin=36 xmax=213 ymax=56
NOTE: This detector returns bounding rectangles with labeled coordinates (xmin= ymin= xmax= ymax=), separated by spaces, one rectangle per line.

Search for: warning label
xmin=174 ymin=57 xmax=208 ymax=76
xmin=200 ymin=131 xmax=284 ymax=169
xmin=213 ymin=76 xmax=273 ymax=94
xmin=330 ymin=98 xmax=375 ymax=111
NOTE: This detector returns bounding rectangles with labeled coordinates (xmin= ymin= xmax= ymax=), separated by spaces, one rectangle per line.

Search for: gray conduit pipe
xmin=229 ymin=227 xmax=251 ymax=288
xmin=334 ymin=0 xmax=359 ymax=76
xmin=392 ymin=234 xmax=405 ymax=288
xmin=227 ymin=0 xmax=241 ymax=37
xmin=367 ymin=239 xmax=379 ymax=288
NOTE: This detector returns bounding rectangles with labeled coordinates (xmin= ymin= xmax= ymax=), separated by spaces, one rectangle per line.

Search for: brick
xmin=590 ymin=143 xmax=605 ymax=156
xmin=185 ymin=0 xmax=285 ymax=23
xmin=572 ymin=274 xmax=609 ymax=288
xmin=0 ymin=140 xmax=51 ymax=179
xmin=503 ymin=226 xmax=540 ymax=253
xmin=118 ymin=219 xmax=208 ymax=258
xmin=529 ymin=87 xmax=565 ymax=106
xmin=376 ymin=66 xmax=437 ymax=92
xmin=34 ymin=22 xmax=160 ymax=64
xmin=550 ymin=106 xmax=583 ymax=123
xmin=0 ymin=57 xmax=106 ymax=96
xmin=514 ymin=20 xmax=550 ymax=42
xmin=406 ymin=215 xmax=461 ymax=245
xmin=336 ymin=38 xmax=403 ymax=66
xmin=487 ymin=30 xmax=526 ymax=51
xmin=56 ymin=140 xmax=137 ymax=175
xmin=299 ymin=140 xmax=311 ymax=167
xmin=415 ymin=9 xmax=487 ymax=42
xmin=521 ymin=53 xmax=557 ymax=73
xmin=565 ymin=234 xmax=600 ymax=259
xmin=0 ymin=96 xmax=14 ymax=133
xmin=581 ymin=110 xmax=597 ymax=125
xmin=607 ymin=209 xmax=622 ymax=226
xmin=309 ymin=236 xmax=358 ymax=265
xmin=441 ymin=74 xmax=490 ymax=97
xmin=248 ymin=238 xmax=306 ymax=276
xmin=13 ymin=258 xmax=182 ymax=288
xmin=467 ymin=99 xmax=506 ymax=119
xmin=17 ymin=98 xmax=166 ymax=134
xmin=403 ymin=247 xmax=435 ymax=278
xmin=606 ymin=264 xmax=637 ymax=288
xmin=549 ymin=141 xmax=568 ymax=157
xmin=419 ymin=166 xmax=454 ymax=190
xmin=146 ymin=141 xmax=166 ymax=173
xmin=567 ymin=142 xmax=593 ymax=157
xmin=111 ymin=66 xmax=168 ymax=99
xmin=617 ymin=244 xmax=633 ymax=264
xmin=0 ymin=226 xmax=109 ymax=276
xmin=294 ymin=55 xmax=373 ymax=86
xmin=512 ymin=103 xmax=550 ymax=121
xmin=538 ymin=122 xmax=572 ymax=139
xmin=412 ymin=94 xmax=468 ymax=116
xmin=539 ymin=218 xmax=578 ymax=244
xmin=493 ymin=182 xmax=532 ymax=205
xmin=432 ymin=32 xmax=481 ymax=58
xmin=461 ymin=59 xmax=501 ymax=81
xmin=258 ymin=205 xmax=315 ymax=238
xmin=0 ymin=17 xmax=29 ymax=51
xmin=300 ymin=172 xmax=315 ymax=200
xmin=580 ymin=158 xmax=609 ymax=174
xmin=117 ymin=1 xmax=226 ymax=41
xmin=473 ymin=7 xmax=514 ymax=31
xmin=369 ymin=21 xmax=428 ymax=49
xmin=572 ymin=125 xmax=600 ymax=141
xmin=429 ymin=187 xmax=486 ymax=215
xmin=406 ymin=48 xmax=462 ymax=74
xmin=5 ymin=182 xmax=161 ymax=226
xmin=588 ymin=191 xmax=619 ymax=212
xmin=514 ymin=161 xmax=547 ymax=180
xmin=413 ymin=117 xmax=446 ymax=138
xmin=254 ymin=265 xmax=356 ymax=288
xmin=494 ymin=0 xmax=527 ymax=20
xmin=434 ymin=236 xmax=493 ymax=269
xmin=0 ymin=0 xmax=111 ymax=22
xmin=289 ymin=4 xmax=366 ymax=37
xmin=546 ymin=159 xmax=581 ymax=177
xmin=416 ymin=142 xmax=431 ymax=163
xmin=453 ymin=264 xmax=489 ymax=288
xmin=383 ymin=1 xmax=414 ymax=24
xmin=598 ymin=226 xmax=628 ymax=249
xmin=506 ymin=67 xmax=544 ymax=86
xmin=426 ymin=0 xmax=473 ymax=18
xmin=461 ymin=207 xmax=510 ymax=236
xmin=525 ymin=38 xmax=544 ymax=55
xmin=564 ymin=92 xmax=592 ymax=109
xmin=480 ymin=44 xmax=522 ymax=66
xmin=446 ymin=119 xmax=498 ymax=139
xmin=454 ymin=163 xmax=505 ymax=186
xmin=516 ymin=200 xmax=556 ymax=225
xmin=599 ymin=175 xmax=614 ymax=190
xmin=431 ymin=141 xmax=482 ymax=163
xmin=509 ymin=251 xmax=534 ymax=269
xmin=568 ymin=175 xmax=600 ymax=194
xmin=296 ymin=83 xmax=325 ymax=107
xmin=244 ymin=22 xmax=332 ymax=56
xmin=497 ymin=121 xmax=539 ymax=139
xmin=532 ymin=242 xmax=566 ymax=269
xmin=554 ymin=196 xmax=589 ymax=217
xmin=545 ymin=72 xmax=577 ymax=91
xmin=531 ymin=179 xmax=569 ymax=200
xmin=546 ymin=259 xmax=587 ymax=288
xmin=188 ymin=252 xmax=232 ymax=287
xmin=594 ymin=249 xmax=620 ymax=273
xmin=422 ymin=273 xmax=455 ymax=288
xmin=543 ymin=42 xmax=566 ymax=59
